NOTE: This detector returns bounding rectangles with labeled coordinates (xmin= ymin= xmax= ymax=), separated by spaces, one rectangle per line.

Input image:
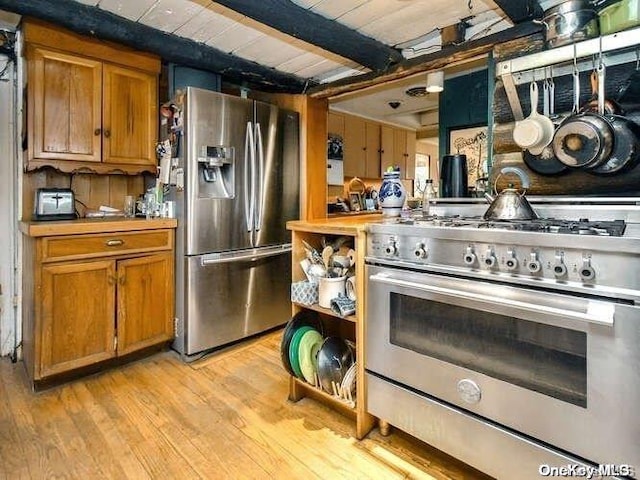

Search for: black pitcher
xmin=440 ymin=154 xmax=469 ymax=197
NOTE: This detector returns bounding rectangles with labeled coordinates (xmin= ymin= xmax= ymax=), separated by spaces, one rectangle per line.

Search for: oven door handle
xmin=370 ymin=274 xmax=615 ymax=327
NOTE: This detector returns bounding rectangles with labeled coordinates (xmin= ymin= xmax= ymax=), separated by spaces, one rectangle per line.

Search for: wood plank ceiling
xmin=0 ymin=0 xmax=552 ymax=92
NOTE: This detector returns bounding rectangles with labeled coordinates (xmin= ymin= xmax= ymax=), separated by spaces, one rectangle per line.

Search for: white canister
xmin=318 ymin=276 xmax=346 ymax=308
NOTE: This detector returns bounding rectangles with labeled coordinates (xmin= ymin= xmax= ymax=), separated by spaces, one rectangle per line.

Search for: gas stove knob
xmin=553 ymin=254 xmax=567 ymax=278
xmin=580 ymin=257 xmax=596 ymax=282
xmin=527 ymin=252 xmax=542 ymax=273
xmin=505 ymin=250 xmax=518 ymax=271
xmin=484 ymin=249 xmax=497 ymax=268
xmin=463 ymin=246 xmax=476 ymax=266
xmin=413 ymin=243 xmax=428 ymax=259
xmin=384 ymin=241 xmax=398 ymax=256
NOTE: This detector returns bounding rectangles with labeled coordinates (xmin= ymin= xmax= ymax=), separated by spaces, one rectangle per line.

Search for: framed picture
xmin=348 ymin=192 xmax=362 ymax=212
xmin=449 ymin=126 xmax=488 ymax=187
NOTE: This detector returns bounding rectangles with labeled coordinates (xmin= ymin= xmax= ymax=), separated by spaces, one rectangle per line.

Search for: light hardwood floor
xmin=0 ymin=330 xmax=490 ymax=480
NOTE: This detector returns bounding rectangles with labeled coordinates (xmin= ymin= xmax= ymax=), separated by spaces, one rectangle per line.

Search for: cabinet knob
xmin=105 ymin=239 xmax=124 ymax=247
xmin=104 ymin=129 xmax=111 ymax=138
xmin=94 ymin=128 xmax=101 ymax=136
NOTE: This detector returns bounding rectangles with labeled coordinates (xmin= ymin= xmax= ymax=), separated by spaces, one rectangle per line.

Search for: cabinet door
xmin=343 ymin=115 xmax=366 ymax=177
xmin=102 ymin=64 xmax=157 ymax=166
xmin=404 ymin=130 xmax=417 ymax=180
xmin=328 ymin=112 xmax=345 ymax=137
xmin=380 ymin=126 xmax=395 ymax=175
xmin=393 ymin=128 xmax=407 ymax=174
xmin=365 ymin=122 xmax=381 ymax=179
xmin=116 ymin=253 xmax=174 ymax=355
xmin=40 ymin=260 xmax=116 ymax=378
xmin=29 ymin=47 xmax=102 ymax=163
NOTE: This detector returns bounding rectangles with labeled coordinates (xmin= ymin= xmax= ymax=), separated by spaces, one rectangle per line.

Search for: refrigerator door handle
xmin=255 ymin=122 xmax=265 ymax=232
xmin=200 ymin=244 xmax=292 ymax=266
xmin=244 ymin=121 xmax=255 ymax=234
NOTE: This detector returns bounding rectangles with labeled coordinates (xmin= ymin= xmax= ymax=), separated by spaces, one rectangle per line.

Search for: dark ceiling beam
xmin=212 ymin=0 xmax=404 ymax=72
xmin=492 ymin=0 xmax=543 ymax=23
xmin=0 ymin=0 xmax=309 ymax=93
xmin=310 ymin=21 xmax=544 ymax=99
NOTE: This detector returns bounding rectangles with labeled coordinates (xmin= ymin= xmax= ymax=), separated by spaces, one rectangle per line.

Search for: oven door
xmin=366 ymin=264 xmax=640 ymax=470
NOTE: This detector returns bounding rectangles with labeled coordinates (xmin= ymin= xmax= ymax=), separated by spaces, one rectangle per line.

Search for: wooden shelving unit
xmin=285 ymin=221 xmax=376 ymax=440
xmin=292 ymin=302 xmax=357 ymax=323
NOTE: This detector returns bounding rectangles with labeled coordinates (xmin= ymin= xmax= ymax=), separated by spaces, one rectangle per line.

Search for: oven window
xmin=390 ymin=294 xmax=587 ymax=407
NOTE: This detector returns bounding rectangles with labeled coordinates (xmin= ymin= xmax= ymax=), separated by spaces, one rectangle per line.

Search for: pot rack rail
xmin=496 ymin=25 xmax=640 ymax=121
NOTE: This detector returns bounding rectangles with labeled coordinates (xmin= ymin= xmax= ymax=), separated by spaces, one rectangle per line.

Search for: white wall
xmin=0 ymin=53 xmax=19 ymax=357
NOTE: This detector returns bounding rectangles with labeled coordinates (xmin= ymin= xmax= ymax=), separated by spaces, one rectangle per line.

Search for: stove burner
xmin=399 ymin=215 xmax=627 ymax=236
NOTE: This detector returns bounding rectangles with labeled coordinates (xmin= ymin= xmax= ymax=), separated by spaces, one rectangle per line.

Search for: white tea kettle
xmin=484 ymin=167 xmax=538 ymax=221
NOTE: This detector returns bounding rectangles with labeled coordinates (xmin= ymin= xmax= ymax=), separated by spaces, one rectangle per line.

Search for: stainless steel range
xmin=365 ymin=198 xmax=640 ymax=480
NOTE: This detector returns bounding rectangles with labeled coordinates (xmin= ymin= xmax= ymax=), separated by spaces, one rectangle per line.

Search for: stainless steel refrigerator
xmin=170 ymin=87 xmax=300 ymax=359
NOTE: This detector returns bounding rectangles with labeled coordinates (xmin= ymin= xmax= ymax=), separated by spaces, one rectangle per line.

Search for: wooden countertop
xmin=287 ymin=214 xmax=384 ymax=236
xmin=20 ymin=217 xmax=178 ymax=237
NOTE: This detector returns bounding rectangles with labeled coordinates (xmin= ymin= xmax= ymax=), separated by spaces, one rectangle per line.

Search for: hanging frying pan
xmin=589 ymin=115 xmax=640 ymax=175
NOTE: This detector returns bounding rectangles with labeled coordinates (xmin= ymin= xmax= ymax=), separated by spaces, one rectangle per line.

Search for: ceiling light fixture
xmin=426 ymin=71 xmax=444 ymax=93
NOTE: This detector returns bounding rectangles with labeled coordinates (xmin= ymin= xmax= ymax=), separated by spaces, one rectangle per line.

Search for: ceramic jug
xmin=379 ymin=170 xmax=406 ymax=217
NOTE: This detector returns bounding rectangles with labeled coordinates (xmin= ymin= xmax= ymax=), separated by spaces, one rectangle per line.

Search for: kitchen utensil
xmin=298 ymin=328 xmax=323 ymax=384
xmin=523 ymin=75 xmax=568 ymax=176
xmin=552 ymin=112 xmax=614 ymax=169
xmin=589 ymin=114 xmax=640 ymax=174
xmin=523 ymin=141 xmax=570 ymax=176
xmin=301 ymin=240 xmax=324 ymax=265
xmin=512 ymin=82 xmax=555 ymax=155
xmin=599 ymin=0 xmax=640 ymax=34
xmin=582 ymin=65 xmax=622 ymax=115
xmin=321 ymin=245 xmax=334 ymax=270
xmin=289 ymin=326 xmax=314 ymax=379
xmin=280 ymin=310 xmax=322 ymax=376
xmin=440 ymin=154 xmax=468 ymax=197
xmin=483 ymin=167 xmax=539 ymax=221
xmin=33 ymin=188 xmax=77 ymax=221
xmin=317 ymin=336 xmax=355 ymax=394
xmin=541 ymin=0 xmax=599 ymax=48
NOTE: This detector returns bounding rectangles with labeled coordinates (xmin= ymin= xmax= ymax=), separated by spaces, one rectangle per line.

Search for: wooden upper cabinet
xmin=405 ymin=130 xmax=417 ymax=180
xmin=343 ymin=114 xmax=381 ymax=179
xmin=116 ymin=252 xmax=174 ymax=355
xmin=343 ymin=115 xmax=366 ymax=177
xmin=24 ymin=20 xmax=160 ymax=175
xmin=380 ymin=126 xmax=395 ymax=175
xmin=40 ymin=259 xmax=116 ymax=378
xmin=29 ymin=47 xmax=103 ymax=163
xmin=103 ymin=64 xmax=157 ymax=166
xmin=365 ymin=122 xmax=381 ymax=178
xmin=328 ymin=112 xmax=345 ymax=138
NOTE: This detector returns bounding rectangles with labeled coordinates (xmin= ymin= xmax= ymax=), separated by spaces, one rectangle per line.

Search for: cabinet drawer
xmin=41 ymin=229 xmax=173 ymax=262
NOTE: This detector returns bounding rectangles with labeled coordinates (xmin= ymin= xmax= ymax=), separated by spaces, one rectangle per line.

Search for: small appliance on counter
xmin=33 ymin=188 xmax=77 ymax=221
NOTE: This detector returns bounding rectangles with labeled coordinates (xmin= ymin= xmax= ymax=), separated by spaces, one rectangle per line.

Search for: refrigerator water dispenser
xmin=197 ymin=145 xmax=235 ymax=198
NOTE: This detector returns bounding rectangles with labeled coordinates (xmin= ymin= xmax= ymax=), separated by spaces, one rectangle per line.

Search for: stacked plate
xmin=281 ymin=312 xmax=356 ymax=397
xmin=280 ymin=311 xmax=323 ymax=384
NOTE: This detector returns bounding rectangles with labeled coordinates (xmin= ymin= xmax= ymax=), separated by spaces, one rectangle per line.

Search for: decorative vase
xmin=378 ymin=171 xmax=406 ymax=217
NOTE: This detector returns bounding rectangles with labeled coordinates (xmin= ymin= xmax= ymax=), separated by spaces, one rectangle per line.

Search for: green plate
xmin=289 ymin=326 xmax=313 ymax=378
xmin=298 ymin=329 xmax=323 ymax=384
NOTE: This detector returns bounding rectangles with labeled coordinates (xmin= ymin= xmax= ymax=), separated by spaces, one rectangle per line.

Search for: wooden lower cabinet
xmin=40 ymin=259 xmax=116 ymax=377
xmin=117 ymin=253 xmax=174 ymax=355
xmin=23 ymin=225 xmax=175 ymax=385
